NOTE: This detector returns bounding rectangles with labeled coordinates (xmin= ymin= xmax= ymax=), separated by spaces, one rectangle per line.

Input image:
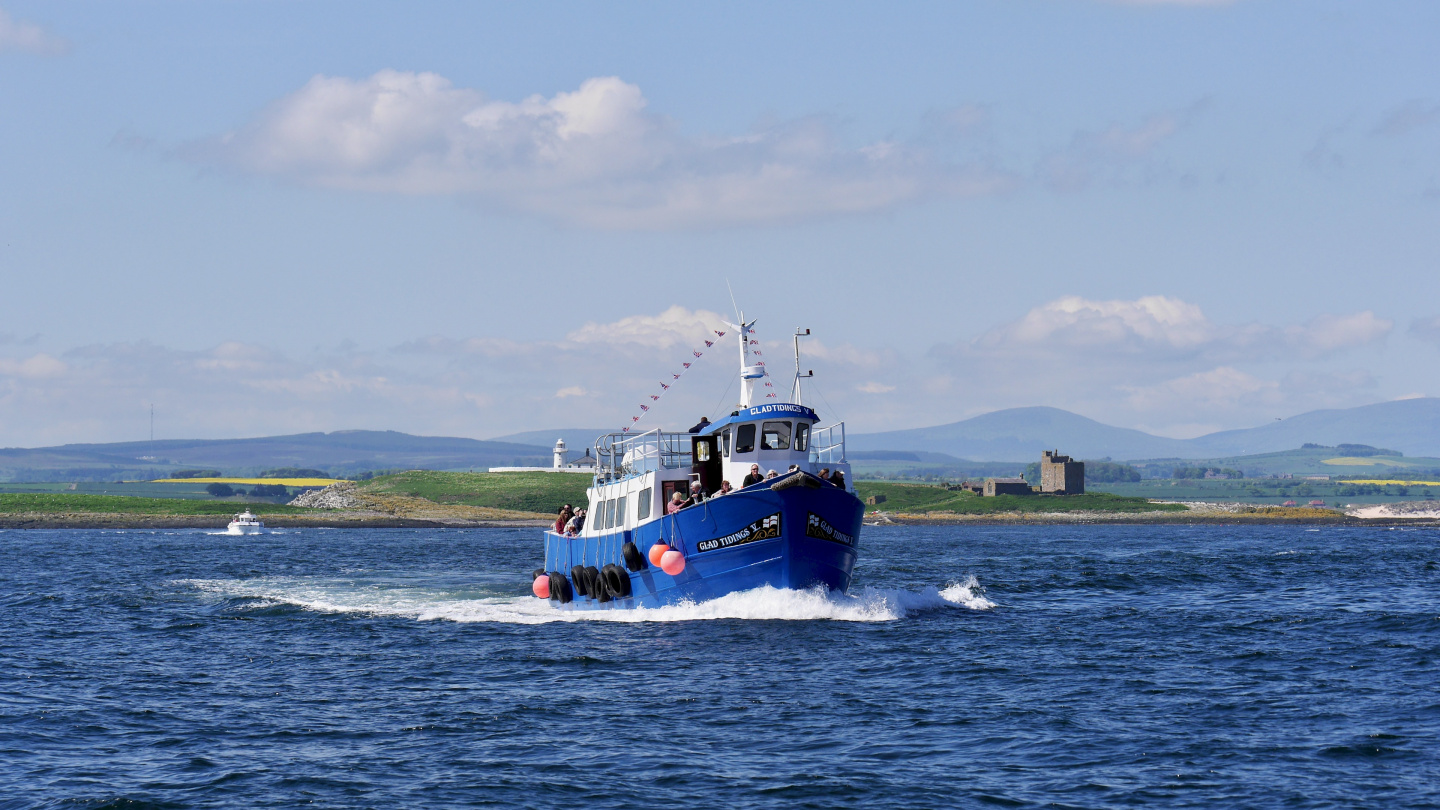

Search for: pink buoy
xmin=660 ymin=550 xmax=686 ymax=576
xmin=648 ymin=542 xmax=670 ymax=567
xmin=532 ymin=576 xmax=550 ymax=598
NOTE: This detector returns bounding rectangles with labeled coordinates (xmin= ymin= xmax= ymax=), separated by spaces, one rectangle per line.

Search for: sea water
xmin=2 ymin=525 xmax=1438 ymax=808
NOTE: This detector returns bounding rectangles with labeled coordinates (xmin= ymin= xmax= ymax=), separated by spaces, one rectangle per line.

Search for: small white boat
xmin=227 ymin=510 xmax=265 ymax=534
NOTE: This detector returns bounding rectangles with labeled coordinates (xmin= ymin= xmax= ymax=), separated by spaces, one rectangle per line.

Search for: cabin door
xmin=691 ymin=435 xmax=723 ymax=495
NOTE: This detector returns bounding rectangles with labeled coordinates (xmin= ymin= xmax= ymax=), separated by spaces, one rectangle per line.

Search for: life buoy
xmin=621 ymin=541 xmax=646 ymax=572
xmin=547 ymin=571 xmax=573 ymax=604
xmin=570 ymin=565 xmax=589 ymax=596
xmin=602 ymin=564 xmax=632 ymax=597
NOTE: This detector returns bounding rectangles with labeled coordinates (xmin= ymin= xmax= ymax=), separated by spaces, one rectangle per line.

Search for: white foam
xmin=184 ymin=575 xmax=994 ymax=625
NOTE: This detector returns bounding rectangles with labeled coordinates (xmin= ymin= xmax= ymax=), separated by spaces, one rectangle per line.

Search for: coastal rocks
xmin=1346 ymin=500 xmax=1440 ymax=519
xmin=289 ymin=481 xmax=360 ymax=509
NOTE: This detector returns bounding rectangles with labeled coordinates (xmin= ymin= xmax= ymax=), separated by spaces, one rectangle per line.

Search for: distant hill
xmin=849 ymin=398 xmax=1440 ymax=462
xmin=1181 ymin=398 xmax=1440 ymax=458
xmin=849 ymin=407 xmax=1195 ymax=461
xmin=488 ymin=428 xmax=615 ymax=452
xmin=0 ymin=431 xmax=551 ymax=482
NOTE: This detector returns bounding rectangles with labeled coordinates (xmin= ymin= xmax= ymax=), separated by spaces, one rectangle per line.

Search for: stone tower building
xmin=1040 ymin=450 xmax=1085 ymax=495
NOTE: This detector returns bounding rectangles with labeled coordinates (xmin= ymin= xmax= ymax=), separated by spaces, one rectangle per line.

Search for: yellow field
xmin=1321 ymin=457 xmax=1414 ymax=467
xmin=1339 ymin=479 xmax=1440 ymax=487
xmin=151 ymin=477 xmax=342 ymax=486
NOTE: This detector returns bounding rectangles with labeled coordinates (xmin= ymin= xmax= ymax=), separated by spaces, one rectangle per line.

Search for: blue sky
xmin=2 ymin=0 xmax=1438 ymax=446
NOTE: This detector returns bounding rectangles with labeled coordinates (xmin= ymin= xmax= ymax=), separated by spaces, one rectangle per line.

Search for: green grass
xmin=358 ymin=471 xmax=591 ymax=515
xmin=1094 ymin=478 xmax=1438 ymax=505
xmin=0 ymin=494 xmax=315 ymax=515
xmin=853 ymin=481 xmax=1184 ymax=514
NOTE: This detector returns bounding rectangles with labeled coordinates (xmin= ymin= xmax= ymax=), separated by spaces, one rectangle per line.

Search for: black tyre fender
xmin=569 ymin=565 xmax=589 ymax=597
xmin=584 ymin=566 xmax=602 ymax=598
xmin=603 ymin=564 xmax=632 ymax=598
xmin=532 ymin=568 xmax=547 ymax=582
xmin=547 ymin=571 xmax=573 ymax=604
xmin=621 ymin=541 xmax=646 ymax=572
xmin=593 ymin=573 xmax=612 ymax=603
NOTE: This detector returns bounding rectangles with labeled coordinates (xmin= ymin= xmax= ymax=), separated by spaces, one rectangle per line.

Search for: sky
xmin=2 ymin=0 xmax=1438 ymax=447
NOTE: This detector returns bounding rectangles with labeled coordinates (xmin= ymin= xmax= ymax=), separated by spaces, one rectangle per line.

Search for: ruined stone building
xmin=983 ymin=477 xmax=1032 ymax=497
xmin=1040 ymin=450 xmax=1085 ymax=495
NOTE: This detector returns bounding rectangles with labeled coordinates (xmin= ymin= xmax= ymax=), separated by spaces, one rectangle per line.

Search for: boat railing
xmin=809 ymin=421 xmax=847 ymax=464
xmin=594 ymin=429 xmax=694 ymax=479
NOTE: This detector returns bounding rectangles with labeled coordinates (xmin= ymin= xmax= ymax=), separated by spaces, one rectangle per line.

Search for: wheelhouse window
xmin=696 ymin=442 xmax=711 ymax=462
xmin=605 ymin=498 xmax=616 ymax=529
xmin=735 ymin=423 xmax=756 ymax=454
xmin=615 ymin=495 xmax=627 ymax=530
xmin=638 ymin=487 xmax=652 ymax=521
xmin=761 ymin=421 xmax=792 ymax=450
xmin=795 ymin=423 xmax=810 ymax=452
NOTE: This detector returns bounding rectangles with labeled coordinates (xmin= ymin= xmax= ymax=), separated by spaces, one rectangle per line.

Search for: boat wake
xmin=184 ymin=576 xmax=994 ymax=624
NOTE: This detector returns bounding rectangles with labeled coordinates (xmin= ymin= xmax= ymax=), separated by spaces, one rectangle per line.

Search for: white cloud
xmin=194 ymin=71 xmax=1015 ymax=229
xmin=0 ymin=353 xmax=67 ymax=378
xmin=1037 ymin=104 xmax=1204 ymax=191
xmin=555 ymin=386 xmax=586 ymax=398
xmin=856 ymin=382 xmax=895 ymax=394
xmin=0 ymin=8 xmax=67 ymax=55
xmin=962 ymin=295 xmax=1390 ymax=360
xmin=565 ymin=305 xmax=727 ymax=349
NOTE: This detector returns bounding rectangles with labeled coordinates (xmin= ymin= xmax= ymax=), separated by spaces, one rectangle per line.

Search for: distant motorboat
xmin=227 ymin=510 xmax=265 ymax=535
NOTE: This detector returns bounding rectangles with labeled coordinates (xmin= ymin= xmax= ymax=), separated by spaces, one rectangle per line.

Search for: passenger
xmin=742 ymin=464 xmax=764 ymax=487
xmin=765 ymin=469 xmax=778 ymax=480
xmin=667 ymin=491 xmax=687 ymax=515
xmin=818 ymin=467 xmax=831 ymax=483
xmin=787 ymin=464 xmax=799 ymax=473
xmin=829 ymin=469 xmax=846 ymax=489
xmin=553 ymin=506 xmax=572 ymax=534
xmin=688 ymin=416 xmax=711 ymax=434
xmin=572 ymin=508 xmax=586 ymax=533
xmin=714 ymin=480 xmax=733 ymax=497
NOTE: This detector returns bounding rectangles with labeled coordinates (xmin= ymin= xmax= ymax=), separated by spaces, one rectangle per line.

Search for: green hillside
xmin=852 ymin=481 xmax=1183 ymax=514
xmin=357 ymin=471 xmax=592 ymax=515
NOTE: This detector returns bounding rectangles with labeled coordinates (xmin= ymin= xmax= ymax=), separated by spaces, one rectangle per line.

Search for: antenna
xmin=725 ymin=278 xmax=741 ymax=323
xmin=791 ymin=328 xmax=814 ymax=405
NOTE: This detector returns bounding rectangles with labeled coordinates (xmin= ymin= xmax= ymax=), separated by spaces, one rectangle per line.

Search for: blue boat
xmin=534 ymin=316 xmax=863 ymax=609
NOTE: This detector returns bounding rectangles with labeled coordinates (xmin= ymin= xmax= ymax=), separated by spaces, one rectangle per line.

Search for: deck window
xmin=605 ymin=498 xmax=616 ymax=529
xmin=761 ymin=421 xmax=792 ymax=450
xmin=795 ymin=423 xmax=810 ymax=452
xmin=720 ymin=429 xmax=731 ymax=457
xmin=615 ymin=495 xmax=627 ymax=529
xmin=638 ymin=487 xmax=652 ymax=521
xmin=735 ymin=423 xmax=756 ymax=454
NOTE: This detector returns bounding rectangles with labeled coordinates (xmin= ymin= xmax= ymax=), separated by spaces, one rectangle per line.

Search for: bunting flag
xmin=622 ymin=324 xmax=725 ymax=434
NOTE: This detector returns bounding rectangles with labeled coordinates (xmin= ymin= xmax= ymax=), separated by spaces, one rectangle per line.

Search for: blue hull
xmin=542 ymin=482 xmax=863 ymax=609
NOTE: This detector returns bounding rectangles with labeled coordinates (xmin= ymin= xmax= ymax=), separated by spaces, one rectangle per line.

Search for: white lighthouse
xmin=553 ymin=438 xmax=568 ymax=469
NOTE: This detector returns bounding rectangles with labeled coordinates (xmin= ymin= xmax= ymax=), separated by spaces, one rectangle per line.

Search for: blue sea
xmin=3 ymin=525 xmax=1439 ymax=808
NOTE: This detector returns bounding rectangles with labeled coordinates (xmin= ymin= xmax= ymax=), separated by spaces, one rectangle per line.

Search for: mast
xmin=791 ymin=328 xmax=813 ymax=405
xmin=723 ymin=312 xmax=764 ymax=408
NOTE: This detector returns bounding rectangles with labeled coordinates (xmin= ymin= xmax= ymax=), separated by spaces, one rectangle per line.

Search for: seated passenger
xmin=787 ymin=464 xmax=799 ymax=473
xmin=553 ymin=506 xmax=572 ymax=534
xmin=818 ymin=467 xmax=831 ymax=483
xmin=714 ymin=480 xmax=733 ymax=497
xmin=742 ymin=464 xmax=764 ymax=487
xmin=829 ymin=469 xmax=846 ymax=489
xmin=765 ymin=469 xmax=778 ymax=480
xmin=667 ymin=491 xmax=687 ymax=514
